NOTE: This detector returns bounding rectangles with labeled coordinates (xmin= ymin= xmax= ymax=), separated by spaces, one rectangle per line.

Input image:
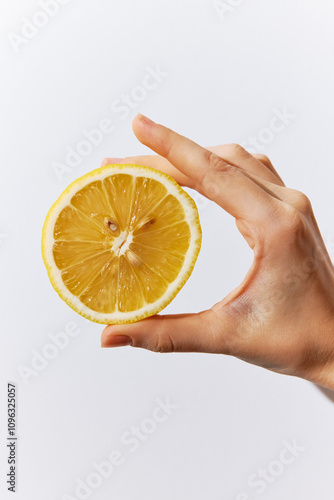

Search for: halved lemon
xmin=42 ymin=164 xmax=202 ymax=324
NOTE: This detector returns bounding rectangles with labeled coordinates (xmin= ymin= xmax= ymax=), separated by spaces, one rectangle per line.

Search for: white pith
xmin=111 ymin=231 xmax=133 ymax=256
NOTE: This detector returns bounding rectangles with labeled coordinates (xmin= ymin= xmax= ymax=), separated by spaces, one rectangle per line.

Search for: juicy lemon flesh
xmin=52 ymin=173 xmax=191 ymax=314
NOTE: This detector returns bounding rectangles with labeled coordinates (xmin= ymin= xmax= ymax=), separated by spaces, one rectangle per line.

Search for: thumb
xmin=101 ymin=310 xmax=226 ymax=353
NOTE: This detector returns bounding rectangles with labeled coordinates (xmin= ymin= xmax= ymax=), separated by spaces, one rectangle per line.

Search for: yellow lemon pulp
xmin=42 ymin=165 xmax=202 ymax=324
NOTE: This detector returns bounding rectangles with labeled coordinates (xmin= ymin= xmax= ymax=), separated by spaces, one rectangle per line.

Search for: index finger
xmin=132 ymin=114 xmax=280 ymax=224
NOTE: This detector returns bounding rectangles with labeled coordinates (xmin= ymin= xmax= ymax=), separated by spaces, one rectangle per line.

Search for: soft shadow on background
xmin=317 ymin=385 xmax=334 ymax=403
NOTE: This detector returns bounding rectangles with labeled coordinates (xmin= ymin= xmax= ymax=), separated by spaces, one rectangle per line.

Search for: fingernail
xmin=137 ymin=113 xmax=155 ymax=125
xmin=101 ymin=335 xmax=132 ymax=348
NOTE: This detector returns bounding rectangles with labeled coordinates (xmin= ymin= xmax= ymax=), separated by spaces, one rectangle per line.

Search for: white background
xmin=1 ymin=0 xmax=334 ymax=499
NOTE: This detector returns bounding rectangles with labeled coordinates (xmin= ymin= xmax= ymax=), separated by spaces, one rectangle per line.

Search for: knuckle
xmin=225 ymin=143 xmax=245 ymax=156
xmin=253 ymin=153 xmax=271 ymax=166
xmin=289 ymin=190 xmax=313 ymax=215
xmin=270 ymin=192 xmax=313 ymax=243
xmin=275 ymin=205 xmax=306 ymax=238
xmin=202 ymin=151 xmax=239 ymax=197
xmin=205 ymin=150 xmax=236 ymax=174
xmin=285 ymin=207 xmax=305 ymax=232
xmin=151 ymin=328 xmax=175 ymax=353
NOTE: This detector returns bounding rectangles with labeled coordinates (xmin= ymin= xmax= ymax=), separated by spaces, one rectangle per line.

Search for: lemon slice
xmin=41 ymin=164 xmax=202 ymax=324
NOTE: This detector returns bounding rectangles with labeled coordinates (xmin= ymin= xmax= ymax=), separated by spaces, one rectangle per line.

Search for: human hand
xmin=101 ymin=114 xmax=334 ymax=390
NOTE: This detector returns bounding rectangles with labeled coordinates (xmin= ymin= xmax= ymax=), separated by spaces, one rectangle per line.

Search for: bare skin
xmin=101 ymin=113 xmax=334 ymax=390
